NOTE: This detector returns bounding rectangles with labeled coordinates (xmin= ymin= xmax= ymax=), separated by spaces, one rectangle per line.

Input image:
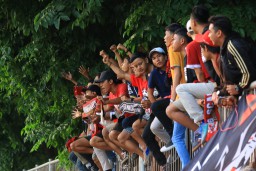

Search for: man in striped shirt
xmin=208 ymin=16 xmax=256 ymax=99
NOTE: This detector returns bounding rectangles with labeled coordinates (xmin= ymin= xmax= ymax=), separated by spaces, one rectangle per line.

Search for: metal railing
xmin=26 ymin=87 xmax=256 ymax=171
xmin=116 ymin=141 xmax=182 ymax=171
xmin=25 ymin=159 xmax=70 ymax=171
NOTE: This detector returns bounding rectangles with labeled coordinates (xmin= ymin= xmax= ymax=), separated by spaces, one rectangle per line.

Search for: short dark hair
xmin=129 ymin=52 xmax=147 ymax=63
xmin=191 ymin=5 xmax=209 ymax=24
xmin=208 ymin=15 xmax=232 ymax=37
xmin=165 ymin=23 xmax=183 ymax=34
xmin=174 ymin=27 xmax=192 ymax=44
xmin=200 ymin=43 xmax=220 ymax=54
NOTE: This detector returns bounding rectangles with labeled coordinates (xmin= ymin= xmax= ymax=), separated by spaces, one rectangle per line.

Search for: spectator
xmin=165 ymin=27 xmax=193 ymax=168
xmin=102 ymin=52 xmax=152 ymax=164
xmin=146 ymin=47 xmax=173 ymax=170
xmin=190 ymin=4 xmax=209 ymax=34
xmin=208 ymin=16 xmax=256 ymax=103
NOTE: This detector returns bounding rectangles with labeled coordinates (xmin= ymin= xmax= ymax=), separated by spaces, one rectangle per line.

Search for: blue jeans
xmin=172 ymin=121 xmax=190 ymax=169
xmin=68 ymin=152 xmax=88 ymax=171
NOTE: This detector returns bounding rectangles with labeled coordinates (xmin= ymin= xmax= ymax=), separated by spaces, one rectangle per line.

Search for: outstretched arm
xmin=102 ymin=54 xmax=131 ymax=82
xmin=110 ymin=44 xmax=123 ymax=68
xmin=99 ymin=50 xmax=118 ymax=67
xmin=117 ymin=43 xmax=132 ymax=58
xmin=78 ymin=65 xmax=93 ymax=81
xmin=61 ymin=71 xmax=78 ymax=85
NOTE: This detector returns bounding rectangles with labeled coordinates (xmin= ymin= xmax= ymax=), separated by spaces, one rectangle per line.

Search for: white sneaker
xmin=194 ymin=115 xmax=204 ymax=123
xmin=160 ymin=141 xmax=174 ymax=152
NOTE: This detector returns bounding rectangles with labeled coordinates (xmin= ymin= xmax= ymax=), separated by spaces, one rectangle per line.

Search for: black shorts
xmin=84 ymin=135 xmax=92 ymax=141
xmin=94 ymin=132 xmax=103 ymax=139
xmin=112 ymin=122 xmax=123 ymax=132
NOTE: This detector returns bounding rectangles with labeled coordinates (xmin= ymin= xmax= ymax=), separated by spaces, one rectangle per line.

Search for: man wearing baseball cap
xmin=141 ymin=47 xmax=174 ymax=169
xmin=94 ymin=69 xmax=118 ymax=84
xmin=195 ymin=30 xmax=221 ymax=83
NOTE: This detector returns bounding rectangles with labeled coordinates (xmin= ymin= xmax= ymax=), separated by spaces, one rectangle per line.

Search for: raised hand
xmin=72 ymin=108 xmax=82 ymax=119
xmin=78 ymin=65 xmax=90 ymax=78
xmin=117 ymin=43 xmax=127 ymax=52
xmin=110 ymin=44 xmax=117 ymax=52
xmin=141 ymin=99 xmax=151 ymax=109
xmin=62 ymin=71 xmax=73 ymax=81
xmin=102 ymin=56 xmax=111 ymax=65
xmin=99 ymin=50 xmax=109 ymax=58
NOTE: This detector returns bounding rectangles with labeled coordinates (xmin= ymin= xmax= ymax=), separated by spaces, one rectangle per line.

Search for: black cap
xmin=94 ymin=70 xmax=117 ymax=83
xmin=86 ymin=84 xmax=102 ymax=96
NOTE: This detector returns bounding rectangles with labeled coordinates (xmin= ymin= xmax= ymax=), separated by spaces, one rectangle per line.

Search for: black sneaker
xmin=131 ymin=153 xmax=139 ymax=160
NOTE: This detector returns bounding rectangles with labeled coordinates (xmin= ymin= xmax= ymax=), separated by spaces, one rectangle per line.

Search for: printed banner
xmin=184 ymin=94 xmax=256 ymax=171
xmin=82 ymin=98 xmax=99 ymax=118
xmin=119 ymin=101 xmax=144 ymax=115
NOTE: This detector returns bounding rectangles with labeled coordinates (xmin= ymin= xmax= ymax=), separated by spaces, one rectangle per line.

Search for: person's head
xmin=186 ymin=19 xmax=194 ymax=37
xmin=208 ymin=15 xmax=232 ymax=46
xmin=74 ymin=86 xmax=87 ymax=108
xmin=164 ymin=23 xmax=183 ymax=47
xmin=172 ymin=27 xmax=192 ymax=52
xmin=94 ymin=70 xmax=121 ymax=94
xmin=149 ymin=47 xmax=167 ymax=69
xmin=129 ymin=52 xmax=148 ymax=77
xmin=190 ymin=5 xmax=209 ymax=34
xmin=83 ymin=84 xmax=102 ymax=98
xmin=195 ymin=30 xmax=220 ymax=60
xmin=121 ymin=56 xmax=130 ymax=72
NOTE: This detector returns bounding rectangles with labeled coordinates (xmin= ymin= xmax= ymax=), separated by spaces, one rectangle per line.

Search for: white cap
xmin=186 ymin=19 xmax=193 ymax=33
xmin=149 ymin=47 xmax=166 ymax=59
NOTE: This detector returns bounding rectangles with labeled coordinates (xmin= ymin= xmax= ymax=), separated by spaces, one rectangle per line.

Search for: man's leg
xmin=102 ymin=128 xmax=123 ymax=158
xmin=93 ymin=147 xmax=113 ymax=171
xmin=151 ymin=98 xmax=173 ymax=138
xmin=90 ymin=135 xmax=112 ymax=151
xmin=176 ymin=83 xmax=215 ymax=122
xmin=142 ymin=114 xmax=166 ymax=166
xmin=70 ymin=137 xmax=93 ymax=154
xmin=166 ymin=100 xmax=198 ymax=131
xmin=150 ymin=117 xmax=169 ymax=143
xmin=172 ymin=121 xmax=190 ymax=169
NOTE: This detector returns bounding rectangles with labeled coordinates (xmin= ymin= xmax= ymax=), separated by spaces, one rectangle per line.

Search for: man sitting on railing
xmin=208 ymin=16 xmax=256 ymax=105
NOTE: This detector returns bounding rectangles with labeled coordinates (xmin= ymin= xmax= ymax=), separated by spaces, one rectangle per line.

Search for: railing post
xmin=138 ymin=157 xmax=145 ymax=171
xmin=35 ymin=164 xmax=38 ymax=171
xmin=48 ymin=159 xmax=53 ymax=171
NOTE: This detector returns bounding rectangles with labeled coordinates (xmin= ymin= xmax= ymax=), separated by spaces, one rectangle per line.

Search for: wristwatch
xmin=216 ymin=90 xmax=220 ymax=96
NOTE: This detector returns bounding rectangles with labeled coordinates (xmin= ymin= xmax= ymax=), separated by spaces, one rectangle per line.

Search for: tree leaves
xmin=1 ymin=0 xmax=256 ymax=170
xmin=34 ymin=1 xmax=70 ymax=31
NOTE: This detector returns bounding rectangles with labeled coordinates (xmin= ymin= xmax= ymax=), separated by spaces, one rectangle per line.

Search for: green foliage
xmin=0 ymin=0 xmax=255 ymax=170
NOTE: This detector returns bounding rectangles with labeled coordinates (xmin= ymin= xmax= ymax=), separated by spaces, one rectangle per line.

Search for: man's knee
xmin=109 ymin=131 xmax=118 ymax=140
xmin=176 ymin=84 xmax=186 ymax=94
xmin=102 ymin=128 xmax=109 ymax=140
xmin=132 ymin=121 xmax=139 ymax=131
xmin=70 ymin=142 xmax=75 ymax=151
xmin=166 ymin=104 xmax=175 ymax=118
xmin=90 ymin=137 xmax=98 ymax=147
xmin=150 ymin=122 xmax=158 ymax=134
xmin=117 ymin=135 xmax=125 ymax=144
